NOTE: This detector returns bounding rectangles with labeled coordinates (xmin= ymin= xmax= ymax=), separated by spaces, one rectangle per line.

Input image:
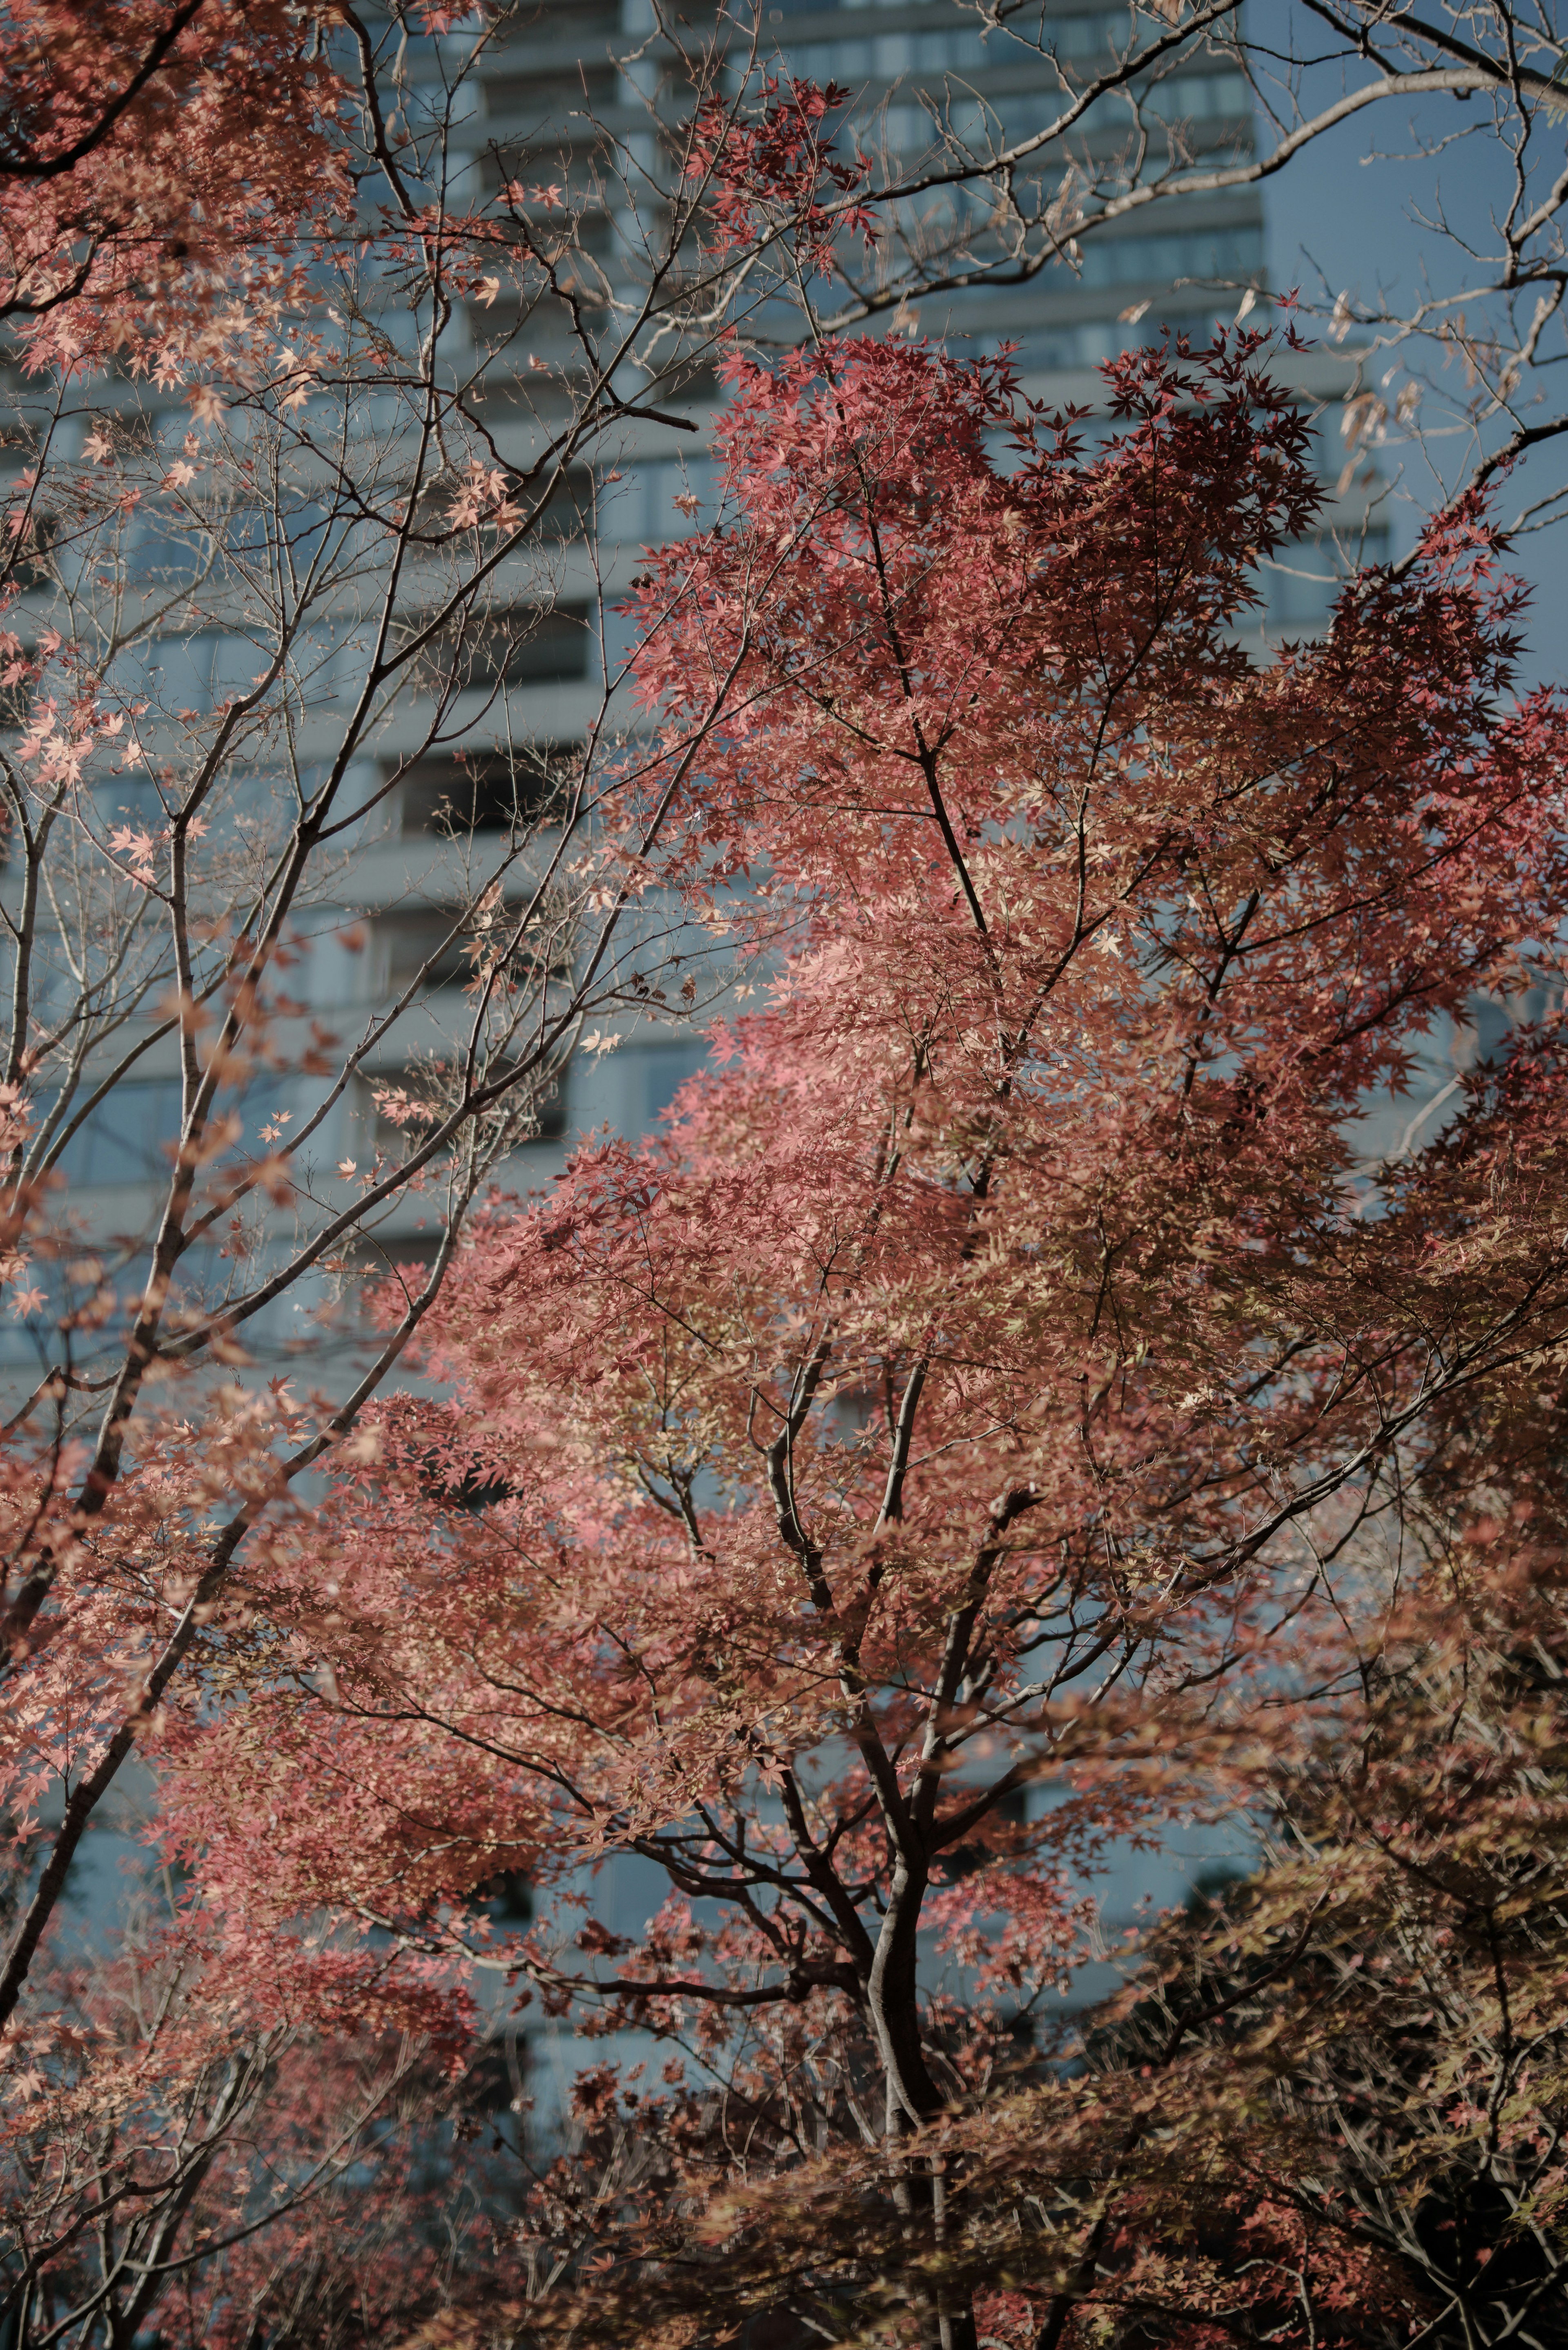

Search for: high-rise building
xmin=410 ymin=0 xmax=1378 ymax=1177
xmin=0 ymin=3 xmax=1380 ymax=1338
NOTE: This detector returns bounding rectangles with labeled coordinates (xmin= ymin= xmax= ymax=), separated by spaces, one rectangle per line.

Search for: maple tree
xmin=6 ymin=5 xmax=1568 ymax=2346
xmin=26 ymin=327 xmax=1550 ymax=2349
xmin=0 ymin=0 xmax=354 ymax=385
xmin=0 ymin=11 xmax=918 ymax=2341
xmin=681 ymin=0 xmax=1568 ymax=555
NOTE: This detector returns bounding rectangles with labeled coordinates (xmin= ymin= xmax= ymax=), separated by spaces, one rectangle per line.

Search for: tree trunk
xmin=870 ymin=1863 xmax=979 ymax=2350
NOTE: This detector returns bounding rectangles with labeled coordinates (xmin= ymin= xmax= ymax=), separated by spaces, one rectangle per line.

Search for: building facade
xmin=381 ymin=0 xmax=1380 ymax=1192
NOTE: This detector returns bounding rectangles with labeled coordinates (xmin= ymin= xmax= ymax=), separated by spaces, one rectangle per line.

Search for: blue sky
xmin=1254 ymin=1 xmax=1568 ymax=685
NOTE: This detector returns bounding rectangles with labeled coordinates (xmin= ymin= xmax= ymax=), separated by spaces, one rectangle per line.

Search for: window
xmin=379 ymin=909 xmax=575 ymax=997
xmin=991 ymin=326 xmax=1094 ymax=374
xmin=381 ymin=910 xmax=475 ymax=994
xmin=368 ymin=1062 xmax=567 ymax=1158
xmin=42 ymin=1076 xmax=278 ymax=1188
xmin=639 ymin=359 xmax=721 ymax=410
xmin=777 ymin=13 xmax=1128 ymax=77
xmin=391 ymin=745 xmax=580 ymax=836
xmin=479 ymin=1868 xmax=533 ymax=1919
xmin=84 ymin=408 xmax=156 ymax=457
xmin=532 ymin=467 xmax=594 ymax=543
xmin=523 ymin=1061 xmax=568 ymax=1143
xmin=368 ymin=1073 xmax=442 ymax=1162
xmin=125 ymin=512 xmax=202 ymax=584
xmin=614 ymin=457 xmax=718 ymax=541
xmin=1142 ymin=72 xmax=1253 ymax=122
xmin=484 ymin=67 xmax=621 ymax=120
xmin=1076 ymin=225 xmax=1264 ymax=289
xmin=1130 ymin=311 xmax=1236 ymax=349
xmin=416 ymin=605 xmax=593 ymax=692
xmin=491 ymin=0 xmax=619 ymax=35
xmin=486 ymin=606 xmax=592 ymax=686
xmin=144 ymin=629 xmax=266 ymax=714
xmin=414 ymin=470 xmax=593 ymax=548
xmin=51 ymin=1078 xmax=185 ymax=1186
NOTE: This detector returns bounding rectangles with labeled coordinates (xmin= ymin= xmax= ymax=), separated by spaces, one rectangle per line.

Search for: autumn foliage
xmin=0 ymin=0 xmax=352 ymax=382
xmin=2 ymin=16 xmax=1568 ymax=2337
xmin=2 ymin=328 xmax=1556 ymax=2345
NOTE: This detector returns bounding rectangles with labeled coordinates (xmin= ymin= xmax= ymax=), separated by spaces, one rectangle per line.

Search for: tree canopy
xmin=72 ymin=332 xmax=1568 ymax=2348
xmin=5 ymin=8 xmax=1568 ymax=2347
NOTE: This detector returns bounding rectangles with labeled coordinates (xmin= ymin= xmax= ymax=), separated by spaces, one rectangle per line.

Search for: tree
xmin=0 ymin=9 xmax=911 ymax=2336
xmin=692 ymin=0 xmax=1568 ymax=557
xmin=0 ymin=0 xmax=352 ymax=383
xmin=9 ymin=5 xmax=1568 ymax=2343
xmin=95 ymin=329 xmax=1568 ymax=2349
